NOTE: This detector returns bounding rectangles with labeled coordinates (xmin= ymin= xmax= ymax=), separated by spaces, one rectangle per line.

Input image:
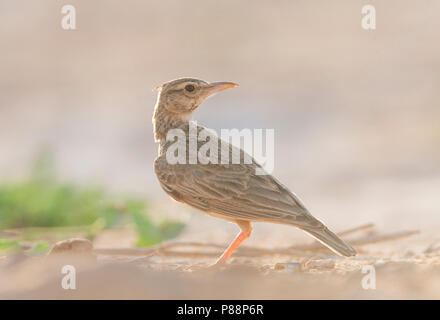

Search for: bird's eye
xmin=185 ymin=84 xmax=195 ymax=92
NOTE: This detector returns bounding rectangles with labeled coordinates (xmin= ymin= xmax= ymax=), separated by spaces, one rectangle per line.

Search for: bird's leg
xmin=215 ymin=221 xmax=252 ymax=264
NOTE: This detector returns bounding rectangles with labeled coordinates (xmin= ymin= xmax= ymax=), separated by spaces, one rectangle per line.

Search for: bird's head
xmin=154 ymin=78 xmax=238 ymax=118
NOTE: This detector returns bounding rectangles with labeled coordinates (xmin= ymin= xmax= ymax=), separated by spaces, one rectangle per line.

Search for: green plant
xmin=0 ymin=150 xmax=185 ymax=252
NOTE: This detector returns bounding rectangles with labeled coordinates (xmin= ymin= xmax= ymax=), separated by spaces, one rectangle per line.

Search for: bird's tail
xmin=302 ymin=226 xmax=356 ymax=257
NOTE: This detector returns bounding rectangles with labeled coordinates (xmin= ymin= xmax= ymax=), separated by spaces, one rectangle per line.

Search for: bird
xmin=152 ymin=77 xmax=356 ymax=264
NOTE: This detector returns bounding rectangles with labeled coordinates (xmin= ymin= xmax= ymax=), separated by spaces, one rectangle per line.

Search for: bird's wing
xmin=155 ymin=158 xmax=322 ymax=229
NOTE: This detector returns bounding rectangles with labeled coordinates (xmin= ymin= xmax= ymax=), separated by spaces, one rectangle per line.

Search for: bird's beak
xmin=202 ymin=81 xmax=239 ymax=99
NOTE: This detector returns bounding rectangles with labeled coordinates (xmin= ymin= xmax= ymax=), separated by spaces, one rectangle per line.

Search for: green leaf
xmin=131 ymin=212 xmax=162 ymax=247
xmin=159 ymin=221 xmax=185 ymax=240
xmin=29 ymin=241 xmax=50 ymax=255
xmin=0 ymin=239 xmax=21 ymax=254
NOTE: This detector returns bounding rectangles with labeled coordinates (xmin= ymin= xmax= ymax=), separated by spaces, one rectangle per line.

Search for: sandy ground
xmin=1 ymin=217 xmax=439 ymax=299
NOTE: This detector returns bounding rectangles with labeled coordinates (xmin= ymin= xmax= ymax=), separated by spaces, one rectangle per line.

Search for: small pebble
xmin=274 ymin=262 xmax=301 ymax=272
xmin=48 ymin=238 xmax=94 ymax=256
xmin=303 ymin=259 xmax=335 ymax=270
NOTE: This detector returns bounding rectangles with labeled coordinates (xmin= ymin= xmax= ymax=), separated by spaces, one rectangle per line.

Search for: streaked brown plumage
xmin=153 ymin=78 xmax=356 ymax=263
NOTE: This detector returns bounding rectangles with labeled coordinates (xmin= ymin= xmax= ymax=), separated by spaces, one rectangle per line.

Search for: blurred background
xmin=0 ymin=0 xmax=439 ymax=297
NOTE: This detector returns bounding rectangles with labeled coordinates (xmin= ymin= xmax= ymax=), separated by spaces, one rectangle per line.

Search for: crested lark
xmin=153 ymin=78 xmax=356 ymax=264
